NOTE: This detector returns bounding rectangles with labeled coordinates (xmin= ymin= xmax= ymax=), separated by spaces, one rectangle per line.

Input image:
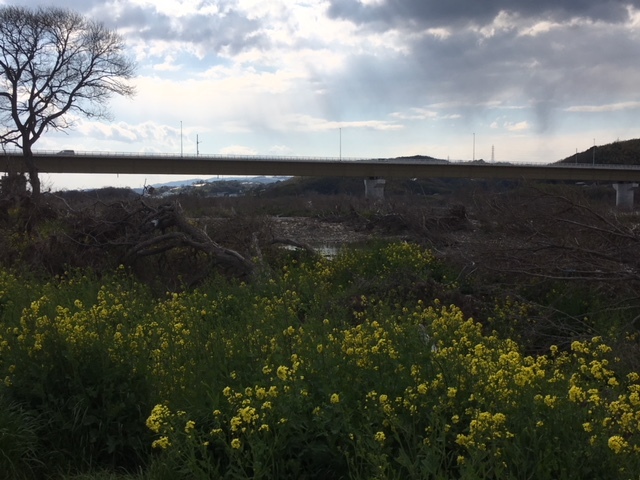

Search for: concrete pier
xmin=364 ymin=177 xmax=386 ymax=200
xmin=613 ymin=182 xmax=638 ymax=209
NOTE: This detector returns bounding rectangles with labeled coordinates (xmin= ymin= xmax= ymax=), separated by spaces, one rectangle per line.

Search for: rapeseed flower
xmin=184 ymin=420 xmax=196 ymax=433
xmin=146 ymin=404 xmax=171 ymax=434
xmin=277 ymin=365 xmax=290 ymax=381
xmin=608 ymin=435 xmax=629 ymax=454
xmin=151 ymin=436 xmax=171 ymax=450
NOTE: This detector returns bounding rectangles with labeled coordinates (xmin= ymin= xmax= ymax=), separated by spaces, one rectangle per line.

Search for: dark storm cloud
xmin=0 ymin=0 xmax=266 ymax=54
xmin=327 ymin=0 xmax=635 ymax=28
xmin=94 ymin=2 xmax=266 ymax=55
xmin=313 ymin=7 xmax=640 ymax=133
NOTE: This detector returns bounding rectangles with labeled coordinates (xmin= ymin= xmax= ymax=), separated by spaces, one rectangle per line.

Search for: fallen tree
xmin=123 ymin=202 xmax=255 ymax=281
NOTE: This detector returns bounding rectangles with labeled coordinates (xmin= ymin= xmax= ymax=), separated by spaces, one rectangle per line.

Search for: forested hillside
xmin=558 ymin=138 xmax=640 ymax=165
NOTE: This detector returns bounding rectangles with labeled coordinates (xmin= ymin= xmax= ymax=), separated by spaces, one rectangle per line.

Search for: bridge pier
xmin=364 ymin=177 xmax=386 ymax=200
xmin=613 ymin=182 xmax=638 ymax=210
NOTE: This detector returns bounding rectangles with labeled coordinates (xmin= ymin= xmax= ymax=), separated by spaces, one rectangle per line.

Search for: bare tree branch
xmin=0 ymin=6 xmax=136 ymax=200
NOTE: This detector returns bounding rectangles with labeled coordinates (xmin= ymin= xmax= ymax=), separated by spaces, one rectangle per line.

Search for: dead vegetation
xmin=1 ymin=178 xmax=639 ymax=360
xmin=440 ymin=184 xmax=640 ymax=356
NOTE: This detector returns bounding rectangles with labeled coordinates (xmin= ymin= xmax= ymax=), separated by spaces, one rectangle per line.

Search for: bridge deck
xmin=1 ymin=151 xmax=640 ymax=182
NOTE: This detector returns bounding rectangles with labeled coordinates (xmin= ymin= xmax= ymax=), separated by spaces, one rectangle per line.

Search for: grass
xmin=0 ymin=242 xmax=639 ymax=479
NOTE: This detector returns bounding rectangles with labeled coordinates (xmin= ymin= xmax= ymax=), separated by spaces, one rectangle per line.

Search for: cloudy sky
xmin=3 ymin=0 xmax=640 ymax=190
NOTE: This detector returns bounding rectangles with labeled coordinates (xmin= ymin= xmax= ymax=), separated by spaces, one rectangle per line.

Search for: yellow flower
xmin=231 ymin=438 xmax=242 ymax=449
xmin=230 ymin=416 xmax=242 ymax=432
xmin=277 ymin=365 xmax=290 ymax=381
xmin=608 ymin=435 xmax=628 ymax=454
xmin=184 ymin=420 xmax=196 ymax=433
xmin=374 ymin=431 xmax=386 ymax=443
xmin=330 ymin=393 xmax=340 ymax=404
xmin=239 ymin=406 xmax=258 ymax=423
xmin=568 ymin=386 xmax=586 ymax=403
xmin=151 ymin=436 xmax=171 ymax=449
xmin=146 ymin=404 xmax=171 ymax=434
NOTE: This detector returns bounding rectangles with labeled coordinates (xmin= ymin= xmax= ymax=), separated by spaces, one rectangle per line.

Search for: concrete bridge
xmin=2 ymin=150 xmax=640 ymax=208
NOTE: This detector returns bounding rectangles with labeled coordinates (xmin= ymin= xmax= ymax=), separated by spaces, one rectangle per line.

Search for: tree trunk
xmin=22 ymin=144 xmax=40 ymax=202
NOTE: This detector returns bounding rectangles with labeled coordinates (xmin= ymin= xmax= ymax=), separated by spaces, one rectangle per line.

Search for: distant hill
xmin=148 ymin=176 xmax=290 ymax=189
xmin=558 ymin=138 xmax=640 ymax=165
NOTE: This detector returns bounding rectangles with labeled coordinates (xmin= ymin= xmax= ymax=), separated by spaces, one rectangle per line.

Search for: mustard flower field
xmin=1 ymin=242 xmax=640 ymax=479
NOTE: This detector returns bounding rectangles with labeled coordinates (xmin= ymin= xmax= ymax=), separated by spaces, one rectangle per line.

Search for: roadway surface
xmin=2 ymin=150 xmax=640 ymax=182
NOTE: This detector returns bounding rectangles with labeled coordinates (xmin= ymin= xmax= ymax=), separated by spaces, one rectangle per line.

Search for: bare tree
xmin=0 ymin=6 xmax=136 ymax=201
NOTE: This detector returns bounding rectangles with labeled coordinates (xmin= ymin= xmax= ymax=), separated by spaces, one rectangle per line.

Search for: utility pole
xmin=197 ymin=134 xmax=202 ymax=156
xmin=180 ymin=121 xmax=183 ymax=157
xmin=593 ymin=138 xmax=595 ymax=165
xmin=473 ymin=133 xmax=475 ymax=161
xmin=339 ymin=127 xmax=342 ymax=161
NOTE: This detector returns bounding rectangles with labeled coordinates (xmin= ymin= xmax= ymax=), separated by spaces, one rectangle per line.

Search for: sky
xmin=3 ymin=0 xmax=640 ymax=190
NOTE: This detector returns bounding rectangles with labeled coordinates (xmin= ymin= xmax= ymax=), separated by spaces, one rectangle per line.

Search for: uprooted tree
xmin=0 ymin=193 xmax=260 ymax=286
xmin=0 ymin=6 xmax=136 ymax=201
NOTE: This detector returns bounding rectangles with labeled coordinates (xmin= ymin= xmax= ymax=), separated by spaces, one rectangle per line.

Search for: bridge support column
xmin=613 ymin=182 xmax=638 ymax=210
xmin=364 ymin=177 xmax=386 ymax=200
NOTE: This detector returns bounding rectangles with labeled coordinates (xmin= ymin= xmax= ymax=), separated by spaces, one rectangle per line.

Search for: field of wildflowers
xmin=1 ymin=241 xmax=640 ymax=479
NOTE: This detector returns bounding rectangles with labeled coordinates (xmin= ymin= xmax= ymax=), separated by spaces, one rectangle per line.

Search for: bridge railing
xmin=3 ymin=149 xmax=373 ymax=162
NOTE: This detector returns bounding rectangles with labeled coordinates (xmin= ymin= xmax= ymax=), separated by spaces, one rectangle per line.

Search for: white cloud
xmin=281 ymin=114 xmax=403 ymax=132
xmin=566 ymin=101 xmax=640 ymax=113
xmin=390 ymin=108 xmax=439 ymax=120
xmin=220 ymin=145 xmax=258 ymax=155
xmin=269 ymin=144 xmax=294 ymax=155
xmin=505 ymin=121 xmax=530 ymax=132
